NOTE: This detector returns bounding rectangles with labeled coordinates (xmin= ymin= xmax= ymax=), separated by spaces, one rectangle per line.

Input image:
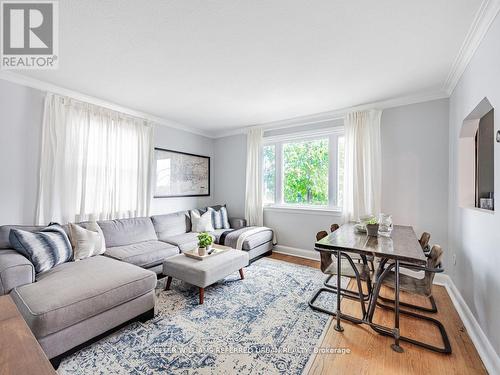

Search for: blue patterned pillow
xmin=208 ymin=206 xmax=230 ymax=229
xmin=9 ymin=224 xmax=73 ymax=274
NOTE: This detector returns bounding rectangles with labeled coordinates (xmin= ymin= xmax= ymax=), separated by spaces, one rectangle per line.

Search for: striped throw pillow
xmin=208 ymin=206 xmax=230 ymax=229
xmin=9 ymin=224 xmax=73 ymax=274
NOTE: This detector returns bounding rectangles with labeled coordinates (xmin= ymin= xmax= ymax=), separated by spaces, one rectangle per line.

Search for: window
xmin=263 ymin=144 xmax=276 ymax=204
xmin=37 ymin=93 xmax=154 ymax=224
xmin=263 ymin=130 xmax=344 ymax=209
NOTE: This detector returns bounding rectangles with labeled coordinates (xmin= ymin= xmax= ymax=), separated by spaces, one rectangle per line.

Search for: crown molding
xmin=213 ymin=89 xmax=448 ymax=138
xmin=0 ymin=71 xmax=216 ymax=139
xmin=1 ymin=72 xmax=449 ymax=141
xmin=443 ymin=0 xmax=500 ymax=95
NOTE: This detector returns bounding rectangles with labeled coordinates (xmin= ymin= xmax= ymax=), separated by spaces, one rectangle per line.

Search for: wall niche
xmin=458 ymin=97 xmax=495 ymax=211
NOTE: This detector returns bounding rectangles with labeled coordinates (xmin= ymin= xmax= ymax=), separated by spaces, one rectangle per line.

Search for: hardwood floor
xmin=269 ymin=253 xmax=487 ymax=375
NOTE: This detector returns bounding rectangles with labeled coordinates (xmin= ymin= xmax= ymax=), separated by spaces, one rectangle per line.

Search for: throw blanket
xmin=219 ymin=226 xmax=276 ymax=250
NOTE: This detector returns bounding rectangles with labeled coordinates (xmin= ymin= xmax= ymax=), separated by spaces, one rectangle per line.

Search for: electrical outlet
xmin=453 ymin=253 xmax=457 ymax=265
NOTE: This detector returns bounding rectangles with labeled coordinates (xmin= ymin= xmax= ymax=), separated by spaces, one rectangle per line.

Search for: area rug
xmin=58 ymin=257 xmax=349 ymax=375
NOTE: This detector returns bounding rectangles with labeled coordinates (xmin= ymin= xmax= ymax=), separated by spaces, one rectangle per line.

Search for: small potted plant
xmin=365 ymin=218 xmax=379 ymax=237
xmin=197 ymin=232 xmax=213 ymax=256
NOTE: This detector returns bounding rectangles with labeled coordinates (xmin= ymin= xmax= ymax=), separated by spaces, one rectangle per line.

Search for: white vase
xmin=198 ymin=247 xmax=206 ymax=256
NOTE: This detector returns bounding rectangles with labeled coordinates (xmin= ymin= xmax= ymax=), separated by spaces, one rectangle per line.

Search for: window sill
xmin=460 ymin=206 xmax=495 ymax=215
xmin=263 ymin=205 xmax=342 ymax=216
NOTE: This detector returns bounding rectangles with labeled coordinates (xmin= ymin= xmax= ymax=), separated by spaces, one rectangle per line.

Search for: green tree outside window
xmin=283 ymin=138 xmax=329 ymax=205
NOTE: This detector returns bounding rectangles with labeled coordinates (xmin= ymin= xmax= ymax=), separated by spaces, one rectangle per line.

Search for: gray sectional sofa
xmin=0 ymin=206 xmax=274 ymax=366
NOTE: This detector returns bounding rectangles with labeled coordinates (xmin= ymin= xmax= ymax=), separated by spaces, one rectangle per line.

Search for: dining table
xmin=311 ymin=222 xmax=428 ymax=353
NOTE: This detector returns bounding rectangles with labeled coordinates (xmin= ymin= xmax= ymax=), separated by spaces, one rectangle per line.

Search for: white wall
xmin=448 ymin=12 xmax=500 ymax=356
xmin=381 ymin=99 xmax=449 ymax=251
xmin=213 ymin=134 xmax=247 ymax=218
xmin=0 ymin=80 xmax=44 ymax=225
xmin=263 ymin=208 xmax=341 ymax=253
xmin=214 ymin=99 xmax=450 ymax=257
xmin=0 ymin=79 xmax=214 ymax=224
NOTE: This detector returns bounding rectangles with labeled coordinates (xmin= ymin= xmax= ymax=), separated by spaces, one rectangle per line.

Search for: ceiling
xmin=17 ymin=0 xmax=484 ymax=135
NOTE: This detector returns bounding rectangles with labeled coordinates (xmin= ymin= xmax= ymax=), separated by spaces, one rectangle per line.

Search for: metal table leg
xmin=334 ymin=248 xmax=344 ymax=332
xmin=390 ymin=260 xmax=404 ymax=353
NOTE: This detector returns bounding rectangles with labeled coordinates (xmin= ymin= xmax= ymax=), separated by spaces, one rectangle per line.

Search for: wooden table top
xmin=0 ymin=295 xmax=56 ymax=375
xmin=315 ymin=223 xmax=427 ymax=265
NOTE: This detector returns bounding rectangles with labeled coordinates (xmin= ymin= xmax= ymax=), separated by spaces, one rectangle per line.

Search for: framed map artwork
xmin=154 ymin=148 xmax=210 ymax=197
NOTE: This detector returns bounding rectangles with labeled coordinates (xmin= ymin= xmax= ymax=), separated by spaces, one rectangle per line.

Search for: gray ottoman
xmin=162 ymin=248 xmax=249 ymax=304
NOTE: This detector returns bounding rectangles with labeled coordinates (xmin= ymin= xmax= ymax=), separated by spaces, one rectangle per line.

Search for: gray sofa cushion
xmin=162 ymin=232 xmax=199 ymax=252
xmin=213 ymin=228 xmax=273 ymax=250
xmin=229 ymin=218 xmax=246 ymax=230
xmin=151 ymin=211 xmax=191 ymax=239
xmin=104 ymin=240 xmax=179 ymax=268
xmin=10 ymin=255 xmax=156 ymax=338
xmin=97 ymin=217 xmax=157 ymax=247
xmin=240 ymin=229 xmax=274 ymax=250
xmin=211 ymin=229 xmax=230 ymax=244
xmin=0 ymin=225 xmax=45 ymax=249
xmin=0 ymin=250 xmax=35 ymax=295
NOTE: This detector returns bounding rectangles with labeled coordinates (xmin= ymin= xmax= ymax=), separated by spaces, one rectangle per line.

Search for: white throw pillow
xmin=190 ymin=210 xmax=215 ymax=232
xmin=68 ymin=222 xmax=106 ymax=260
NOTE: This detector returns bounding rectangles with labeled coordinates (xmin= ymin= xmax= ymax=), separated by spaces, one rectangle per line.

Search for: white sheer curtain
xmin=36 ymin=93 xmax=154 ymax=224
xmin=342 ymin=109 xmax=382 ymax=223
xmin=245 ymin=127 xmax=264 ymax=226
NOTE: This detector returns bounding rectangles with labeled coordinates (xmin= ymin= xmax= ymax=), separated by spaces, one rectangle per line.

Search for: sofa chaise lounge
xmin=0 ymin=205 xmax=274 ymax=366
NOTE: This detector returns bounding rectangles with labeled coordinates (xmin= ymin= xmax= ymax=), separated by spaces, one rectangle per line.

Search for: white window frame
xmin=263 ymin=127 xmax=344 ymax=212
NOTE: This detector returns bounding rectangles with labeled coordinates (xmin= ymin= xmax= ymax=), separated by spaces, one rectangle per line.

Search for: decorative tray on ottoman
xmin=183 ymin=245 xmax=231 ymax=260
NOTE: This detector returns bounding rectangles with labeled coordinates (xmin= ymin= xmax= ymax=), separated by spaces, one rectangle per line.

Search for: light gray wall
xmin=381 ymin=99 xmax=449 ymax=252
xmin=213 ymin=134 xmax=247 ymax=218
xmin=0 ymin=80 xmax=44 ymax=225
xmin=0 ymin=79 xmax=214 ymax=224
xmin=152 ymin=125 xmax=215 ymax=215
xmin=263 ymin=208 xmax=341 ymax=251
xmin=214 ymin=99 xmax=450 ymax=255
xmin=448 ymin=12 xmax=500 ymax=355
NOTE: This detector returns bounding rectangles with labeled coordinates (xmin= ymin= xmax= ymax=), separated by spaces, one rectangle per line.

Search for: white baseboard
xmin=437 ymin=274 xmax=499 ymax=375
xmin=273 ymin=245 xmax=320 ymax=261
xmin=274 ymin=245 xmax=499 ymax=374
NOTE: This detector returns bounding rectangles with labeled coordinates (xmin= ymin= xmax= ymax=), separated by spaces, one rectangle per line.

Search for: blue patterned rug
xmin=59 ymin=257 xmax=348 ymax=375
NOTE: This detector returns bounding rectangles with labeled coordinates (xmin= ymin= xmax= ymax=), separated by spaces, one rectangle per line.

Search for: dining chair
xmin=419 ymin=232 xmax=431 ymax=255
xmin=377 ymin=244 xmax=442 ymax=313
xmin=374 ymin=245 xmax=451 ymax=353
xmin=314 ymin=230 xmax=373 ymax=303
xmin=309 ymin=248 xmax=372 ymax=323
xmin=331 ymin=223 xmax=375 ymax=271
xmin=316 ymin=230 xmax=328 ymax=241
